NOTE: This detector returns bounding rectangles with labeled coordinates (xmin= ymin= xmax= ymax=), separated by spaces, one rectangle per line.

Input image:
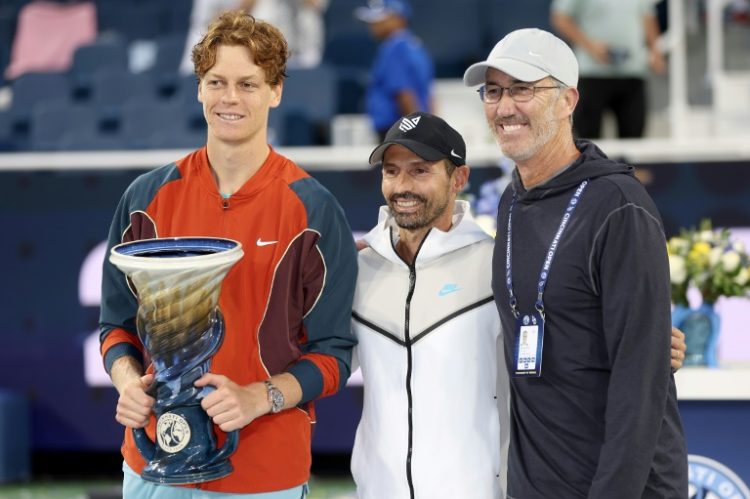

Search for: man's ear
xmin=269 ymin=81 xmax=283 ymax=109
xmin=559 ymin=86 xmax=579 ymax=120
xmin=452 ymin=164 xmax=470 ymax=194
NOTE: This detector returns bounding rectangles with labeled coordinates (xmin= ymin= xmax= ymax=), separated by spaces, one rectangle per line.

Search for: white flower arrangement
xmin=667 ymin=220 xmax=750 ymax=306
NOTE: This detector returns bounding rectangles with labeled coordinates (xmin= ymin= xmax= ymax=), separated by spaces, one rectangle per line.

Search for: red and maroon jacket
xmin=99 ymin=146 xmax=358 ymax=493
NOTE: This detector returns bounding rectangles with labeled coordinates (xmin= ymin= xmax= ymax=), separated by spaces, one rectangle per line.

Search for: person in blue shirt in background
xmin=355 ymin=0 xmax=434 ymax=140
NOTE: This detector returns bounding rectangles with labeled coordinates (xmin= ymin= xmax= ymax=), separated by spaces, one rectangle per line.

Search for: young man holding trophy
xmin=99 ymin=11 xmax=357 ymax=498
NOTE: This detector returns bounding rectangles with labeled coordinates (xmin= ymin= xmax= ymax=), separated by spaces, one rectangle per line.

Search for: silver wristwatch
xmin=264 ymin=379 xmax=284 ymax=414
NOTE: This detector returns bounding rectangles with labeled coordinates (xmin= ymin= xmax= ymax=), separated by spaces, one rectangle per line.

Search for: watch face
xmin=271 ymin=389 xmax=284 ymax=412
xmin=266 ymin=381 xmax=284 ymax=413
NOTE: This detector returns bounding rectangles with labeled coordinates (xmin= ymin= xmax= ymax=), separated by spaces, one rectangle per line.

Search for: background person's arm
xmin=551 ymin=10 xmax=609 ymax=65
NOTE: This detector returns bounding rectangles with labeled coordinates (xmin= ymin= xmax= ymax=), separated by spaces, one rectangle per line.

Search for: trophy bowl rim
xmin=110 ymin=237 xmax=244 ymax=272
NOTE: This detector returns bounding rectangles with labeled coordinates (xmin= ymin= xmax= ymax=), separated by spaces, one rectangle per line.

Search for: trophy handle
xmin=208 ymin=428 xmax=239 ymax=465
xmin=132 ymin=427 xmax=156 ymax=461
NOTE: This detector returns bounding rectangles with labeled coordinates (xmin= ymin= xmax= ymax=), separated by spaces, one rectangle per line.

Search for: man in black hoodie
xmin=463 ymin=29 xmax=688 ymax=498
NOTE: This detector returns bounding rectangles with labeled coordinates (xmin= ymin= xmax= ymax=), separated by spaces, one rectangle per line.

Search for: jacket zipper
xmin=391 ymin=227 xmax=429 ymax=499
xmin=404 ymin=264 xmax=416 ymax=499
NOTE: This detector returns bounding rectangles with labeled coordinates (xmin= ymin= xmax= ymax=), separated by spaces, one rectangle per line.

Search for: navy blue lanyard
xmin=505 ymin=180 xmax=589 ymax=319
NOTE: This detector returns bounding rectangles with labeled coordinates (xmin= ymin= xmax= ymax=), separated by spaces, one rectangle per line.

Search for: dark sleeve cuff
xmin=288 ymin=359 xmax=324 ymax=405
xmin=103 ymin=343 xmax=144 ymax=375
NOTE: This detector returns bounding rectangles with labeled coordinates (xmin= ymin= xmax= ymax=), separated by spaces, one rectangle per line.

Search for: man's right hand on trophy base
xmin=115 ymin=372 xmax=156 ymax=429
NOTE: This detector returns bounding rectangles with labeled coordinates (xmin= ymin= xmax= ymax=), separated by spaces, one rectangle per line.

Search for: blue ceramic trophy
xmin=109 ymin=237 xmax=244 ymax=484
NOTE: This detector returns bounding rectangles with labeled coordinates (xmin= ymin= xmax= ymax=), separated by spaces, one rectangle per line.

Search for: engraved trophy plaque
xmin=109 ymin=237 xmax=243 ymax=484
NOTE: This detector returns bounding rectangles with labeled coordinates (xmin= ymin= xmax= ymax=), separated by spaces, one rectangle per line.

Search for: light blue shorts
xmin=123 ymin=462 xmax=308 ymax=499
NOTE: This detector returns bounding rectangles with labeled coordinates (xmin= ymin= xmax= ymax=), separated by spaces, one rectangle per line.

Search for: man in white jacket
xmin=350 ymin=112 xmax=510 ymax=498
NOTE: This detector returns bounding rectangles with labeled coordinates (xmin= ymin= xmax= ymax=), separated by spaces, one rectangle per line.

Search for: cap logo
xmin=398 ymin=116 xmax=421 ymax=132
xmin=528 ymin=50 xmax=542 ymax=58
xmin=450 ymin=149 xmax=462 ymax=159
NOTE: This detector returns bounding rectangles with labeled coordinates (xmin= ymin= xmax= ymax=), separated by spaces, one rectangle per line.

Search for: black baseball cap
xmin=368 ymin=112 xmax=466 ymax=167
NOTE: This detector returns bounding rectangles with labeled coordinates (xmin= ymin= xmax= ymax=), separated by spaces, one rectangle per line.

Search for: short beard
xmin=388 ymin=192 xmax=449 ymax=231
xmin=488 ymin=102 xmax=561 ymax=163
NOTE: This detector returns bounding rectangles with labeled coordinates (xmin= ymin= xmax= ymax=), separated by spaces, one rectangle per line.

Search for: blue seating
xmin=70 ymin=39 xmax=129 ymax=100
xmin=120 ymin=98 xmax=190 ymax=149
xmin=152 ymin=33 xmax=186 ymax=76
xmin=149 ymin=34 xmax=188 ymax=98
xmin=267 ymin=107 xmax=285 ymax=146
xmin=90 ymin=68 xmax=156 ymax=127
xmin=29 ymin=101 xmax=99 ymax=151
xmin=96 ymin=0 xmax=162 ymax=41
xmin=184 ymin=100 xmax=207 ymax=133
xmin=157 ymin=0 xmax=191 ymax=35
xmin=0 ymin=0 xmax=564 ymax=152
xmin=283 ymin=65 xmax=337 ymax=122
xmin=174 ymin=76 xmax=206 ymax=133
xmin=10 ymin=71 xmax=71 ymax=107
xmin=280 ymin=65 xmax=338 ymax=145
xmin=323 ymin=32 xmax=377 ymax=71
xmin=0 ymin=110 xmax=14 ymax=151
xmin=324 ymin=0 xmax=370 ymax=43
xmin=411 ymin=0 xmax=484 ymax=77
xmin=0 ymin=4 xmax=19 ymax=88
xmin=176 ymin=74 xmax=199 ymax=104
xmin=91 ymin=68 xmax=156 ymax=107
xmin=148 ymin=129 xmax=205 ymax=150
xmin=57 ymin=130 xmax=126 ymax=151
xmin=481 ymin=0 xmax=554 ymax=54
xmin=71 ymin=40 xmax=129 ymax=76
xmin=8 ymin=72 xmax=71 ymax=140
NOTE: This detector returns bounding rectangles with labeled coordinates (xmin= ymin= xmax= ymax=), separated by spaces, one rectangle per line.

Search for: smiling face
xmin=197 ymin=44 xmax=282 ymax=148
xmin=381 ymin=144 xmax=467 ymax=233
xmin=483 ymin=68 xmax=576 ymax=164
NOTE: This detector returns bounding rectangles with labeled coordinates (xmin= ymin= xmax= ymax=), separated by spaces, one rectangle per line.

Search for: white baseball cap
xmin=463 ymin=28 xmax=579 ymax=88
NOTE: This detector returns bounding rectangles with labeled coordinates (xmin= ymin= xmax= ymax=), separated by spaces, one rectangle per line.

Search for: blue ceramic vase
xmin=109 ymin=237 xmax=244 ymax=484
xmin=671 ymin=302 xmax=720 ymax=368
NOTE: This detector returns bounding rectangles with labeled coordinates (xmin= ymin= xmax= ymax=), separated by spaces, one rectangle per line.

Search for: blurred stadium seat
xmin=151 ymin=33 xmax=187 ymax=76
xmin=323 ymin=33 xmax=375 ymax=114
xmin=29 ymin=101 xmax=99 ymax=151
xmin=8 ymin=71 xmax=71 ymax=142
xmin=70 ymin=39 xmax=129 ymax=100
xmin=120 ymin=98 xmax=190 ymax=149
xmin=57 ymin=130 xmax=126 ymax=151
xmin=323 ymin=32 xmax=377 ymax=71
xmin=90 ymin=68 xmax=156 ymax=130
xmin=411 ymin=0 xmax=484 ymax=77
xmin=148 ymin=128 xmax=206 ymax=150
xmin=95 ymin=0 xmax=162 ymax=41
xmin=280 ymin=65 xmax=338 ymax=145
xmin=481 ymin=0 xmax=554 ymax=53
xmin=0 ymin=110 xmax=13 ymax=151
xmin=71 ymin=40 xmax=129 ymax=76
xmin=324 ymin=0 xmax=369 ymax=43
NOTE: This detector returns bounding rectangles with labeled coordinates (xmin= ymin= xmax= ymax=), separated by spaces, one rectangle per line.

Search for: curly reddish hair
xmin=191 ymin=10 xmax=288 ymax=86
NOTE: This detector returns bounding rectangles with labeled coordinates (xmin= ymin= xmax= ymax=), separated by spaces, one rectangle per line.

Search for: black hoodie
xmin=493 ymin=140 xmax=688 ymax=498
